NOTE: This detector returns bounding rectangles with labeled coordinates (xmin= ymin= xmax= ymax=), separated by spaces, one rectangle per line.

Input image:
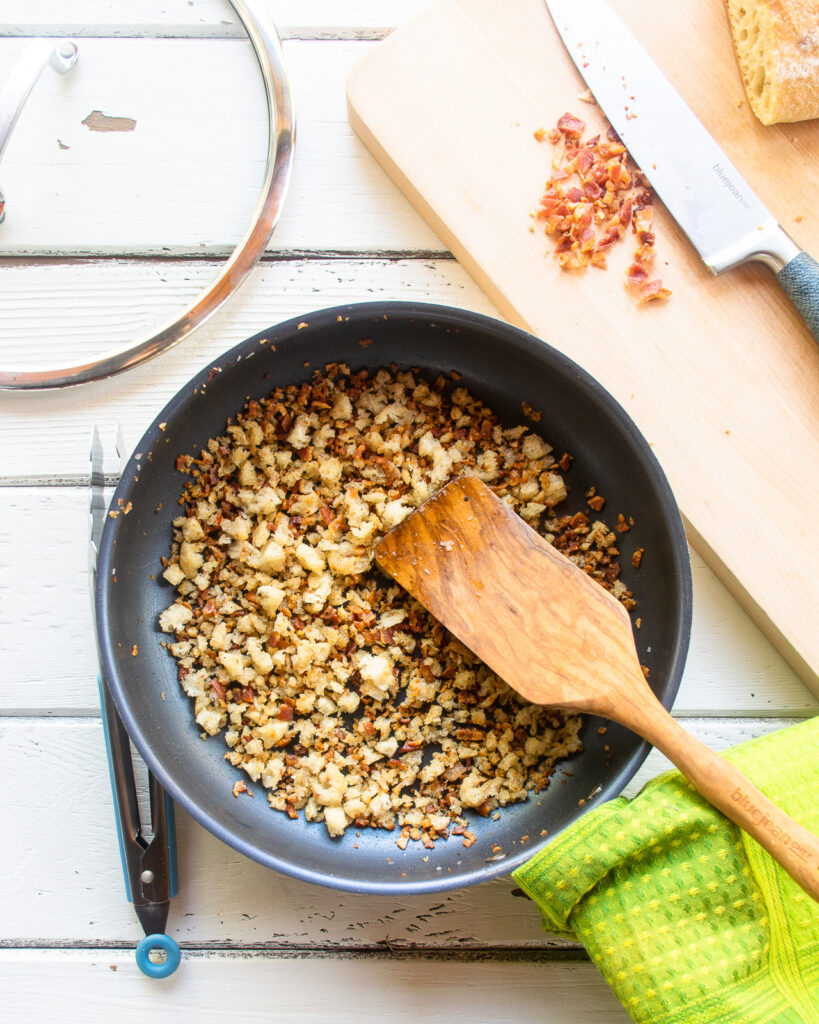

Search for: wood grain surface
xmin=347 ymin=0 xmax=819 ymax=692
xmin=1 ymin=1 xmax=818 ymax=1018
xmin=0 ymin=717 xmax=799 ymax=944
xmin=3 ymin=481 xmax=813 ymax=717
xmin=0 ymin=951 xmax=632 ymax=1023
xmin=0 ymin=37 xmax=440 ymax=256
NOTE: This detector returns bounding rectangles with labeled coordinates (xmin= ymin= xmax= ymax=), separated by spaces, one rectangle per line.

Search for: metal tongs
xmin=88 ymin=427 xmax=180 ymax=977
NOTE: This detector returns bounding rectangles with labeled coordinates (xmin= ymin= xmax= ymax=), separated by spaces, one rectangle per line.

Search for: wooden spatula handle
xmin=622 ymin=695 xmax=819 ymax=901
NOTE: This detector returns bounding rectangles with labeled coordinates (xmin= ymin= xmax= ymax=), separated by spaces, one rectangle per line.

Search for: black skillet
xmin=96 ymin=302 xmax=692 ymax=895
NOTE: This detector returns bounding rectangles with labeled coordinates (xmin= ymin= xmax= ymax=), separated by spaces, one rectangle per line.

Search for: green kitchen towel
xmin=513 ymin=717 xmax=819 ymax=1024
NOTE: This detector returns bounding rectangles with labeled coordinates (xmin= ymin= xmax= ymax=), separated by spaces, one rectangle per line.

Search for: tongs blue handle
xmin=97 ymin=675 xmax=180 ymax=977
xmin=91 ymin=426 xmax=180 ymax=978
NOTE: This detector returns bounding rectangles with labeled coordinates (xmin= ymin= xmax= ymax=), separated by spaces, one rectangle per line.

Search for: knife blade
xmin=544 ymin=0 xmax=819 ymax=343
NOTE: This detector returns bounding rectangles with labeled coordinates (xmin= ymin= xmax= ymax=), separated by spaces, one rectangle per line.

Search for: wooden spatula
xmin=375 ymin=476 xmax=819 ymax=902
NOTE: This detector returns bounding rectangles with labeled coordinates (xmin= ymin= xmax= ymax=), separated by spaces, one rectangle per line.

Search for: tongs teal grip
xmin=97 ymin=673 xmax=180 ymax=978
xmin=90 ymin=427 xmax=179 ymax=978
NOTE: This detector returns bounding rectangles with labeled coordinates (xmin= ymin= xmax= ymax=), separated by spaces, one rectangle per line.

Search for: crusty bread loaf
xmin=724 ymin=0 xmax=819 ymax=124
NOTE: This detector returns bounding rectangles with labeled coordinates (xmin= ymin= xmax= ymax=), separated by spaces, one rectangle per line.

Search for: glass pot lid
xmin=0 ymin=0 xmax=294 ymax=389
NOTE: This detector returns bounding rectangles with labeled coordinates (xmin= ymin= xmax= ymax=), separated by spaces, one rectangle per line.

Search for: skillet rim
xmin=96 ymin=300 xmax=693 ymax=894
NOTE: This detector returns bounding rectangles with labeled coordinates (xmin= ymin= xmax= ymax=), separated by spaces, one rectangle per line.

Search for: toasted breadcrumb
xmin=158 ymin=365 xmax=635 ymax=844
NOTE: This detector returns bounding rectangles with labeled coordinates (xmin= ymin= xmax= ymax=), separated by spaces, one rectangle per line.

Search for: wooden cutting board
xmin=347 ymin=0 xmax=819 ymax=694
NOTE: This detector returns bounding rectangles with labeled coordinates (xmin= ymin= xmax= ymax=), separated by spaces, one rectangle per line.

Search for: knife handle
xmin=776 ymin=251 xmax=819 ymax=343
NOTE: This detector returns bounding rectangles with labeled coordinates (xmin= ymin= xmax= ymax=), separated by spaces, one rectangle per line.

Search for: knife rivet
xmin=141 ymin=870 xmax=155 ymax=884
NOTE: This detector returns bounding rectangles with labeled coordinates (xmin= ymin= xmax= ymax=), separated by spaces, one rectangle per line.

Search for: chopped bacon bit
xmin=573 ymin=203 xmax=593 ymax=229
xmin=558 ymin=247 xmax=588 ymax=270
xmin=632 ymin=206 xmax=655 ymax=245
xmin=633 ymin=243 xmax=655 ymax=268
xmin=278 ymin=704 xmax=294 ymax=721
xmin=626 ymin=262 xmax=649 ymax=288
xmin=211 ymin=679 xmax=227 ymax=702
xmin=596 ymin=225 xmax=621 ymax=252
xmin=551 ymin=139 xmax=567 ymax=170
xmin=576 ymin=147 xmax=595 ymax=173
xmin=556 ymin=112 xmax=585 ymax=137
xmin=637 ymin=280 xmax=672 ymax=304
xmin=532 ymin=112 xmax=670 ymax=303
xmin=606 ymin=159 xmax=624 ymax=186
xmin=632 ymin=547 xmax=645 ymax=568
xmin=455 ymin=728 xmax=484 ymax=742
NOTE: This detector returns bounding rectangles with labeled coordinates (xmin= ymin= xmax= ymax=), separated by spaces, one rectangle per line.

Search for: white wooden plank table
xmin=0 ymin=3 xmax=815 ymax=1021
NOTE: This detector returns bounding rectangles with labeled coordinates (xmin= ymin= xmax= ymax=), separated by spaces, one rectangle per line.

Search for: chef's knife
xmin=544 ymin=0 xmax=819 ymax=342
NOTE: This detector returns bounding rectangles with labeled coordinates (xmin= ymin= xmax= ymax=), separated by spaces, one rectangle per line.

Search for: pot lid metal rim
xmin=0 ymin=0 xmax=295 ymax=390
